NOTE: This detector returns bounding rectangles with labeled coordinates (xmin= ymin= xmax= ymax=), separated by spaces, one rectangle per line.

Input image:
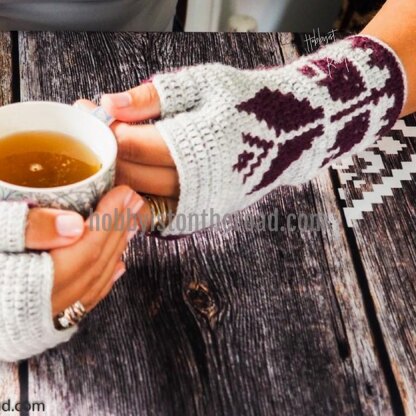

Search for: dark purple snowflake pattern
xmin=234 ymin=36 xmax=404 ymax=195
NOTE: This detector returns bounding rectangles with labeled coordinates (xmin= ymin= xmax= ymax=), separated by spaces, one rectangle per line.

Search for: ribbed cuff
xmin=346 ymin=34 xmax=407 ymax=124
xmin=156 ymin=112 xmax=230 ymax=236
xmin=0 ymin=252 xmax=77 ymax=362
xmin=0 ymin=201 xmax=28 ymax=252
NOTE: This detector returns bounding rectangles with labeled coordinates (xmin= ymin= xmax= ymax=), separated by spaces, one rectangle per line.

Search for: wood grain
xmin=279 ymin=32 xmax=393 ymax=415
xmin=336 ymin=116 xmax=416 ymax=414
xmin=21 ymin=32 xmax=392 ymax=415
xmin=0 ymin=31 xmax=21 ymax=407
xmin=0 ymin=33 xmax=12 ymax=104
xmin=295 ymin=31 xmax=416 ymax=415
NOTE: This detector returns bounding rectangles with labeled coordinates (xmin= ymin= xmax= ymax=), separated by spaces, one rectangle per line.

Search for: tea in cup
xmin=0 ymin=101 xmax=117 ymax=216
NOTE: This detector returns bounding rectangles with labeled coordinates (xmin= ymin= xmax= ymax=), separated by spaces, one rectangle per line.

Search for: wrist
xmin=0 ymin=252 xmax=76 ymax=361
xmin=155 ymin=35 xmax=407 ymax=236
xmin=359 ymin=2 xmax=416 ymax=116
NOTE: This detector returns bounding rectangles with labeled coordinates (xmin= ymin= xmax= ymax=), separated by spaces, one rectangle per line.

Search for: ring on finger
xmin=143 ymin=194 xmax=171 ymax=233
xmin=54 ymin=300 xmax=87 ymax=330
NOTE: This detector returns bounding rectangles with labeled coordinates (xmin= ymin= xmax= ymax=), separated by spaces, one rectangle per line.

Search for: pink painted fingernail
xmin=113 ymin=267 xmax=126 ymax=283
xmin=56 ymin=214 xmax=84 ymax=237
xmin=73 ymin=102 xmax=87 ymax=110
xmin=127 ymin=226 xmax=138 ymax=243
xmin=103 ymin=92 xmax=132 ymax=108
xmin=123 ymin=190 xmax=135 ymax=208
xmin=130 ymin=199 xmax=144 ymax=216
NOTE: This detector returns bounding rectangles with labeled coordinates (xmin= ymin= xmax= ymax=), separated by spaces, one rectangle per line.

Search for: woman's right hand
xmin=25 ymin=185 xmax=144 ymax=319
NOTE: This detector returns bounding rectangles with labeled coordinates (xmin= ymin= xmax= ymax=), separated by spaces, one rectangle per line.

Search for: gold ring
xmin=143 ymin=194 xmax=171 ymax=232
xmin=54 ymin=300 xmax=87 ymax=330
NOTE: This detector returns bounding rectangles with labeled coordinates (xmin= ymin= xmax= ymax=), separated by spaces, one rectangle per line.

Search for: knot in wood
xmin=185 ymin=281 xmax=219 ymax=327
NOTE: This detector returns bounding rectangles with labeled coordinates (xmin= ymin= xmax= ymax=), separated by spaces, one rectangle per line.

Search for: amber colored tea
xmin=0 ymin=131 xmax=102 ymax=188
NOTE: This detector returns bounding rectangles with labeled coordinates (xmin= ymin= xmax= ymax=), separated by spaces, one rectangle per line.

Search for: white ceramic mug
xmin=0 ymin=101 xmax=117 ymax=216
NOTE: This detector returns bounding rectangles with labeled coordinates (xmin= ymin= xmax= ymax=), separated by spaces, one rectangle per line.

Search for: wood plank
xmin=0 ymin=31 xmax=21 ymax=407
xmin=333 ymin=115 xmax=416 ymax=414
xmin=22 ymin=32 xmax=392 ymax=415
xmin=274 ymin=32 xmax=393 ymax=415
xmin=0 ymin=33 xmax=12 ymax=104
xmin=296 ymin=31 xmax=416 ymax=414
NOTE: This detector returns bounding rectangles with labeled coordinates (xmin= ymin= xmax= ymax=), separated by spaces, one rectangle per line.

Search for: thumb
xmin=100 ymin=82 xmax=161 ymax=123
xmin=26 ymin=208 xmax=85 ymax=250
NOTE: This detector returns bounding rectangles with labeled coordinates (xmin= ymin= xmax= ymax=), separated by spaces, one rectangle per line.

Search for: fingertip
xmin=100 ymin=94 xmax=114 ymax=112
xmin=112 ymin=262 xmax=126 ymax=283
xmin=93 ymin=184 xmax=136 ymax=215
xmin=116 ymin=185 xmax=136 ymax=207
xmin=112 ymin=121 xmax=129 ymax=140
xmin=101 ymin=92 xmax=132 ymax=112
xmin=73 ymin=99 xmax=97 ymax=111
xmin=101 ymin=84 xmax=161 ymax=122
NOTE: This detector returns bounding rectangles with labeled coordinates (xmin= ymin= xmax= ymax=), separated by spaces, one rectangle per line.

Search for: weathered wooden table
xmin=0 ymin=32 xmax=415 ymax=416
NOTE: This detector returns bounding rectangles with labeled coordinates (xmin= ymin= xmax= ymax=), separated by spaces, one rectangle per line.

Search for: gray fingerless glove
xmin=0 ymin=202 xmax=76 ymax=362
xmin=152 ymin=35 xmax=407 ymax=235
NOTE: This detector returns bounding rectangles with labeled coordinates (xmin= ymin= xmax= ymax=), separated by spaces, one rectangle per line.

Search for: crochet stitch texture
xmin=0 ymin=202 xmax=77 ymax=362
xmin=0 ymin=34 xmax=406 ymax=361
xmin=152 ymin=35 xmax=406 ymax=235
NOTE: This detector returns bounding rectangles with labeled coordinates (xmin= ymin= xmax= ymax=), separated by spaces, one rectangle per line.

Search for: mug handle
xmin=89 ymin=106 xmax=116 ymax=126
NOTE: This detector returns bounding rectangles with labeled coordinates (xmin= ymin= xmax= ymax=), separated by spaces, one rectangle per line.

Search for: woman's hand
xmin=76 ymin=87 xmax=178 ymax=199
xmin=75 ymin=96 xmax=178 ymax=232
xmin=48 ymin=185 xmax=144 ymax=317
xmin=96 ymin=41 xmax=406 ymax=238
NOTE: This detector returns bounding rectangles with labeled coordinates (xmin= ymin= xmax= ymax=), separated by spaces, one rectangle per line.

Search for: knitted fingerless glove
xmin=0 ymin=202 xmax=76 ymax=362
xmin=152 ymin=35 xmax=407 ymax=236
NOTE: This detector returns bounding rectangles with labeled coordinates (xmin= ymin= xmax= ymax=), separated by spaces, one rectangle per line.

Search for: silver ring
xmin=54 ymin=300 xmax=87 ymax=330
